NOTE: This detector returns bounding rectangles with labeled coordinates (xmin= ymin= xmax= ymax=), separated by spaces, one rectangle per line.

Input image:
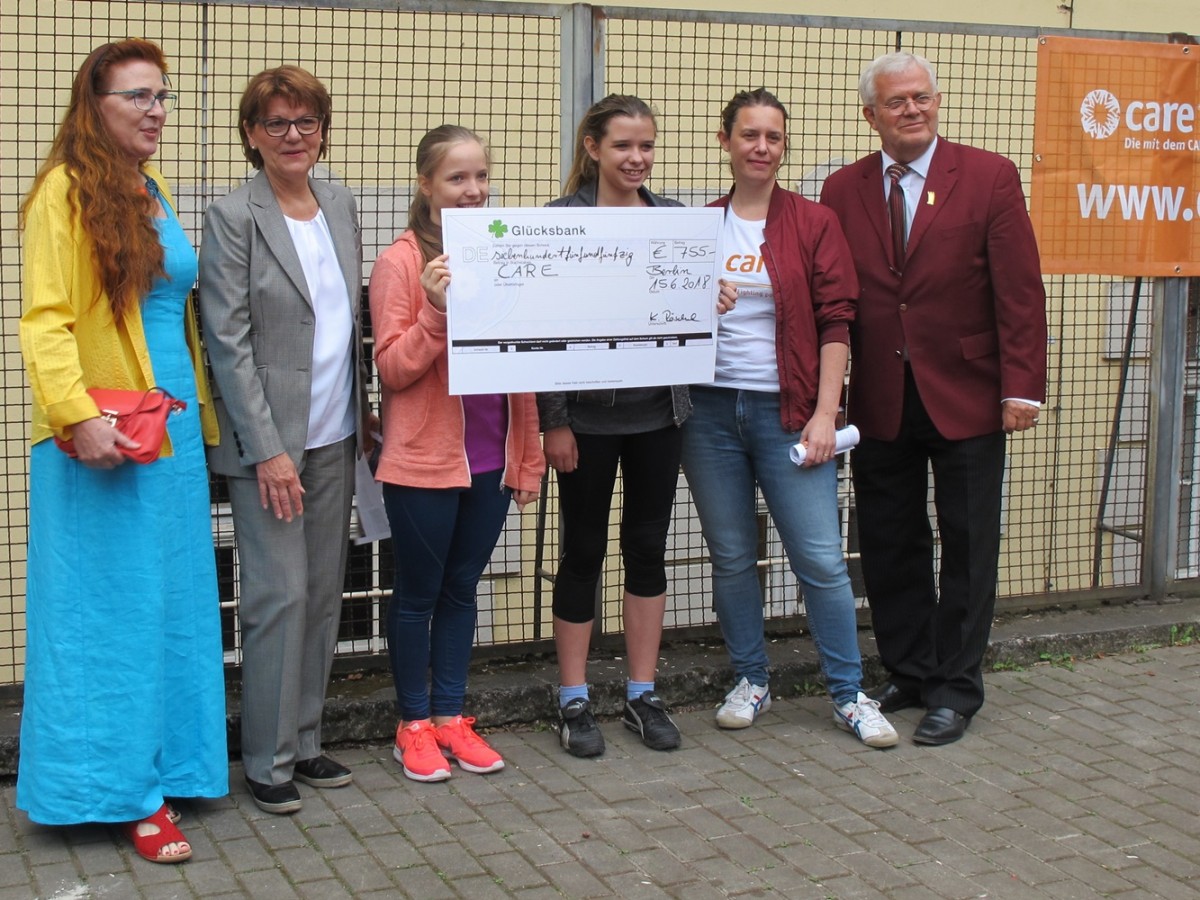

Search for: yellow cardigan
xmin=20 ymin=164 xmax=218 ymax=451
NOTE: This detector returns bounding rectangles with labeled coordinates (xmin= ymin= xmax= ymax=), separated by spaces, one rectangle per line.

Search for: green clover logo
xmin=488 ymin=219 xmax=508 ymax=238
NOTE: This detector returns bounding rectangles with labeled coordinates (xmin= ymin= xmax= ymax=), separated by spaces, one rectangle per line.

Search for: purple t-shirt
xmin=463 ymin=393 xmax=507 ymax=475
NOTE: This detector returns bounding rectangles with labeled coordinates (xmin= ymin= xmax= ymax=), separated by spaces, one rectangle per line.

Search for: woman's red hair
xmin=21 ymin=39 xmax=171 ymax=319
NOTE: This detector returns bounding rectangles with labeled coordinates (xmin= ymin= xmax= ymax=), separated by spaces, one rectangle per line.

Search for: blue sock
xmin=627 ymin=680 xmax=655 ymax=701
xmin=559 ymin=684 xmax=589 ymax=709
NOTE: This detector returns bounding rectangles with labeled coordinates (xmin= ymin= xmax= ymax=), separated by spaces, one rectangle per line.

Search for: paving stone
xmin=421 ymin=839 xmax=490 ymax=880
xmin=766 ymin=838 xmax=851 ymax=882
xmin=535 ymin=858 xmax=614 ymax=897
xmin=504 ymin=827 xmax=574 ymax=867
xmin=294 ymin=879 xmax=355 ymax=899
xmin=828 ymin=848 xmax=920 ymax=892
xmin=328 ymin=852 xmax=395 ymax=894
xmin=911 ymin=838 xmax=1000 ymax=878
xmin=1050 ymin=852 xmax=1141 ymax=892
xmin=682 ymin=854 xmax=778 ymax=896
xmin=863 ymin=808 xmax=945 ymax=846
xmin=214 ymin=834 xmax=276 ymax=874
xmin=529 ymin=803 xmax=598 ymax=843
xmin=0 ymin=855 xmax=28 ymax=890
xmin=1117 ymin=862 xmax=1200 ymax=899
xmin=2 ymin=643 xmax=1198 ymax=897
xmin=984 ymin=846 xmax=1078 ymax=887
xmin=271 ymin=844 xmax=337 ymax=884
xmin=1118 ymin=839 xmax=1200 ymax=881
xmin=0 ymin=888 xmax=46 ymax=900
xmin=30 ymin=863 xmax=86 ymax=898
xmin=248 ymin=814 xmax=309 ymax=851
xmin=809 ymin=873 xmax=890 ymax=898
xmin=140 ymin=882 xmax=200 ymax=899
xmin=475 ymin=848 xmax=550 ymax=891
xmin=360 ymin=832 xmax=423 ymax=870
xmin=509 ymin=887 xmax=569 ymax=900
xmin=654 ymin=806 xmax=736 ymax=842
xmin=181 ymin=856 xmax=242 ymax=896
xmin=377 ymin=862 xmax=457 ymax=898
xmin=989 ymin=823 xmax=1079 ymax=862
xmin=625 ymin=845 xmax=704 ymax=886
xmin=196 ymin=805 xmax=257 ymax=842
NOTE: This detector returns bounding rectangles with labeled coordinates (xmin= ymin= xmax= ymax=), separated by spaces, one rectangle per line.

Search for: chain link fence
xmin=0 ymin=0 xmax=1191 ymax=685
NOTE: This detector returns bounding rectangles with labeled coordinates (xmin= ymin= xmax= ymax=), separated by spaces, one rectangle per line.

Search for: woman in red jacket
xmin=369 ymin=125 xmax=544 ymax=782
xmin=681 ymin=89 xmax=897 ymax=748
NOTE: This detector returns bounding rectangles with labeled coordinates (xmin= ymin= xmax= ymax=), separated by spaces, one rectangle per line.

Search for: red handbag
xmin=54 ymin=387 xmax=187 ymax=464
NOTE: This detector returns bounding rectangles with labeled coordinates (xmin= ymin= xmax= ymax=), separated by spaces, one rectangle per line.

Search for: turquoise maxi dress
xmin=17 ymin=190 xmax=229 ymax=825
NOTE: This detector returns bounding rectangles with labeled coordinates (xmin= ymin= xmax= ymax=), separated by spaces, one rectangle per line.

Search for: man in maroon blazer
xmin=820 ymin=52 xmax=1047 ymax=745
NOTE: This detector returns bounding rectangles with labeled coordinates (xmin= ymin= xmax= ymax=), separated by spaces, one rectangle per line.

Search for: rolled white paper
xmin=790 ymin=424 xmax=861 ymax=466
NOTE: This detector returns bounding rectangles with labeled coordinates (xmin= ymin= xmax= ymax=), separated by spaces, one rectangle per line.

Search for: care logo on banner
xmin=1031 ymin=36 xmax=1200 ymax=275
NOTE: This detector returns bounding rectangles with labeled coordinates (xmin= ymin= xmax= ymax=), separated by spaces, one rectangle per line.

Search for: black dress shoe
xmin=245 ymin=777 xmax=302 ymax=814
xmin=866 ymin=681 xmax=922 ymax=713
xmin=912 ymin=707 xmax=970 ymax=745
xmin=294 ymin=755 xmax=353 ymax=788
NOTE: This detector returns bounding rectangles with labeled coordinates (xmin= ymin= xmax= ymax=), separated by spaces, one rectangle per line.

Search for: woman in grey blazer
xmin=198 ymin=66 xmax=371 ymax=815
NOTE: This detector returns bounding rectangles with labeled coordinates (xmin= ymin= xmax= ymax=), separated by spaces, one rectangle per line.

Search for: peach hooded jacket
xmin=368 ymin=230 xmax=544 ymax=492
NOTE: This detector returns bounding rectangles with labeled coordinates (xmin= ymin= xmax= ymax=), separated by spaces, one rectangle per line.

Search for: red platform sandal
xmin=123 ymin=803 xmax=192 ymax=864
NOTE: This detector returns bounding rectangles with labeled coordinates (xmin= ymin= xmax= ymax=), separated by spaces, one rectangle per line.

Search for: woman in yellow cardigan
xmin=17 ymin=39 xmax=226 ymax=864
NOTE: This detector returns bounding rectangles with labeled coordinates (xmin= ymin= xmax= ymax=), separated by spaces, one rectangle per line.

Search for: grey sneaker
xmin=623 ymin=691 xmax=681 ymax=751
xmin=559 ymin=697 xmax=605 ymax=757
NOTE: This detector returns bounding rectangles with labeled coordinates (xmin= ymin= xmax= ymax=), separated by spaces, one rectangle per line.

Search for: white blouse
xmin=284 ymin=209 xmax=355 ymax=448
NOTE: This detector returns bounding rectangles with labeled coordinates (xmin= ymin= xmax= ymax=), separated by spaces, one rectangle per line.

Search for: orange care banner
xmin=1032 ymin=36 xmax=1200 ymax=276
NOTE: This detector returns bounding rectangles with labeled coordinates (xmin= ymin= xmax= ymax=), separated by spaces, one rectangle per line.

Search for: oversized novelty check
xmin=441 ymin=206 xmax=721 ymax=394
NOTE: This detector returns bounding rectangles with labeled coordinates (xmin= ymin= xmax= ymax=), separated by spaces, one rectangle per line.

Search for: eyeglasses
xmin=257 ymin=116 xmax=323 ymax=138
xmin=881 ymin=94 xmax=937 ymax=113
xmin=99 ymin=89 xmax=177 ymax=113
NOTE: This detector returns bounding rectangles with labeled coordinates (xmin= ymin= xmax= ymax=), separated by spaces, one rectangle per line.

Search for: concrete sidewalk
xmin=2 ymin=635 xmax=1198 ymax=898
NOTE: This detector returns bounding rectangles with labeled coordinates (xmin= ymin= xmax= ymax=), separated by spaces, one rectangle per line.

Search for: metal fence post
xmin=1144 ymin=277 xmax=1188 ymax=599
xmin=557 ymin=4 xmax=609 ymax=638
xmin=559 ymin=4 xmax=601 ymax=187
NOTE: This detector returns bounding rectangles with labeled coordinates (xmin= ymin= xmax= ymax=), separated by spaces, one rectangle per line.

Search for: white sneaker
xmin=716 ymin=677 xmax=772 ymax=729
xmin=834 ymin=691 xmax=899 ymax=748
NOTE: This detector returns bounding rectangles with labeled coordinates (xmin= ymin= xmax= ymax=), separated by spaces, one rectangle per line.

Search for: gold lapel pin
xmin=926 ymin=191 xmax=936 ymax=205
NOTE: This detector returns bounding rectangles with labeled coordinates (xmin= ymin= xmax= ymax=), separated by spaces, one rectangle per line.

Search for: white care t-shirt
xmin=713 ymin=209 xmax=779 ymax=391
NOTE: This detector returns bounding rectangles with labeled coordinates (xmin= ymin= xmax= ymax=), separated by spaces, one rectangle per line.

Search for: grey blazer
xmin=198 ymin=170 xmax=367 ymax=476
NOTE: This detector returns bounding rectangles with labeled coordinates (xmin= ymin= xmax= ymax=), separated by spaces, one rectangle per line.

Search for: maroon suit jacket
xmin=819 ymin=138 xmax=1047 ymax=441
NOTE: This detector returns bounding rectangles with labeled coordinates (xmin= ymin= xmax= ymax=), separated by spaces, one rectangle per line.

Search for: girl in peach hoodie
xmin=368 ymin=125 xmax=544 ymax=783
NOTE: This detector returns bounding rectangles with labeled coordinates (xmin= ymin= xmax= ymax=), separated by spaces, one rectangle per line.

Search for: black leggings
xmin=551 ymin=426 xmax=683 ymax=624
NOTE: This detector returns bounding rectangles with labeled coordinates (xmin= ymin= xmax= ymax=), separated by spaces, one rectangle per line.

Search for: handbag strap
xmin=133 ymin=387 xmax=185 ymax=415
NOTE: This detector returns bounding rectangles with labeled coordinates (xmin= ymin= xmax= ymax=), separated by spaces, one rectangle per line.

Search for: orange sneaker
xmin=393 ymin=720 xmax=451 ymax=782
xmin=435 ymin=715 xmax=505 ymax=774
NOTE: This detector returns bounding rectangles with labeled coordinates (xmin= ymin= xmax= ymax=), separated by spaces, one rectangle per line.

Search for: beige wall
xmin=550 ymin=0 xmax=1198 ymax=33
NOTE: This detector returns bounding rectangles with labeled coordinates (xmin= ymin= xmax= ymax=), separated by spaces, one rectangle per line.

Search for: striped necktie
xmin=887 ymin=162 xmax=911 ymax=271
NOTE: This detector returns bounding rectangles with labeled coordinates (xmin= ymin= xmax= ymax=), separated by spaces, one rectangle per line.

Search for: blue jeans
xmin=680 ymin=386 xmax=863 ymax=704
xmin=383 ymin=469 xmax=511 ymax=720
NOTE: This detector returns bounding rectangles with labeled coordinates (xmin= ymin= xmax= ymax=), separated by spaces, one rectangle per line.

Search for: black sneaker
xmin=559 ymin=697 xmax=606 ymax=757
xmin=623 ymin=691 xmax=681 ymax=751
xmin=244 ymin=777 xmax=302 ymax=814
xmin=294 ymin=754 xmax=353 ymax=788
